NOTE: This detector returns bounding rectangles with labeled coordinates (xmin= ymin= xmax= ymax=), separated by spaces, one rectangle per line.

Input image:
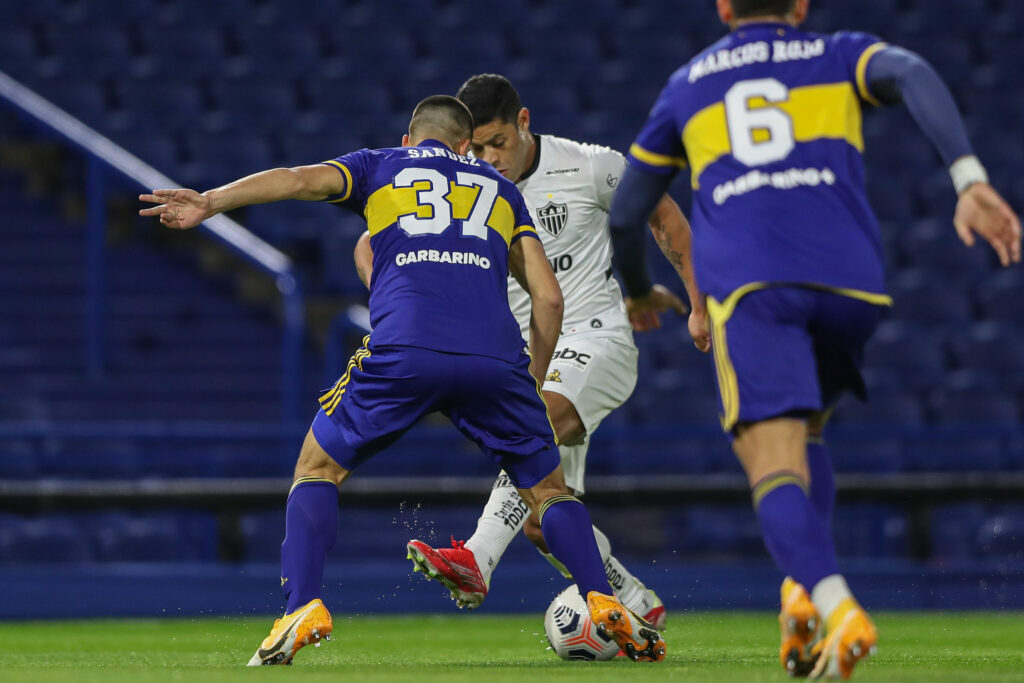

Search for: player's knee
xmin=544 ymin=391 xmax=586 ymax=445
xmin=294 ymin=429 xmax=349 ymax=485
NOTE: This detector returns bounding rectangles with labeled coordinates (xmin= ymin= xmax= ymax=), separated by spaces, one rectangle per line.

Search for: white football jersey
xmin=509 ymin=134 xmax=631 ymax=338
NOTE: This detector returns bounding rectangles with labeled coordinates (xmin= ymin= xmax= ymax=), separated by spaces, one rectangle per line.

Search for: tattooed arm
xmin=647 ymin=195 xmax=710 ymax=352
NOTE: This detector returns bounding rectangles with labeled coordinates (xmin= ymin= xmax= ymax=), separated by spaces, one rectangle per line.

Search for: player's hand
xmin=953 ymin=183 xmax=1021 ymax=267
xmin=138 ymin=189 xmax=212 ymax=230
xmin=688 ymin=305 xmax=711 ymax=353
xmin=625 ymin=284 xmax=688 ymax=333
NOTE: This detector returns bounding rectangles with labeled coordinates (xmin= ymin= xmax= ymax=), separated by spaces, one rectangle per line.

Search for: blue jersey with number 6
xmin=322 ymin=139 xmax=538 ymax=361
xmin=629 ymin=24 xmax=889 ymax=302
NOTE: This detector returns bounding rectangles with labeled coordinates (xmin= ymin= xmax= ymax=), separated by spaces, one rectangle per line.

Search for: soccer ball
xmin=543 ymin=584 xmax=620 ymax=661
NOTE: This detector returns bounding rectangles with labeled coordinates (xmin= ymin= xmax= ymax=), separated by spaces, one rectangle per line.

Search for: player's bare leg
xmin=734 ymin=418 xmax=875 ymax=678
xmin=249 ymin=429 xmax=346 ymax=666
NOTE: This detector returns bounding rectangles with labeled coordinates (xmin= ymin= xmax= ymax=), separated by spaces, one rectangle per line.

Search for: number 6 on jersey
xmin=724 ymin=78 xmax=795 ymax=166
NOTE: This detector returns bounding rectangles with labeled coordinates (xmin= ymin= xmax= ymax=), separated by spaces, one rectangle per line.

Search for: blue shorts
xmin=706 ymin=285 xmax=889 ymax=433
xmin=311 ymin=343 xmax=560 ymax=489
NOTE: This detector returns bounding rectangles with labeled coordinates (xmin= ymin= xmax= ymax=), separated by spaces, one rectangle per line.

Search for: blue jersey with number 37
xmin=323 ymin=139 xmax=538 ymax=361
xmin=629 ymin=23 xmax=889 ymax=301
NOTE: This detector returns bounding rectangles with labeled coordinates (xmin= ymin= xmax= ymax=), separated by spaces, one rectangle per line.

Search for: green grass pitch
xmin=0 ymin=612 xmax=1020 ymax=682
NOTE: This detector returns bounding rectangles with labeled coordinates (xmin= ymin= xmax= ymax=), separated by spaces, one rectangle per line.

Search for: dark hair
xmin=455 ymin=74 xmax=522 ymax=127
xmin=408 ymin=94 xmax=474 ymax=144
xmin=730 ymin=0 xmax=796 ymax=18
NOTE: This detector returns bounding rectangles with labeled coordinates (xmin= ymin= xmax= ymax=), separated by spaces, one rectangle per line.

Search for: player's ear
xmin=716 ymin=0 xmax=733 ymax=25
xmin=517 ymin=107 xmax=531 ymax=136
xmin=401 ymin=133 xmax=411 ymax=147
xmin=791 ymin=0 xmax=809 ymax=24
xmin=455 ymin=138 xmax=471 ymax=156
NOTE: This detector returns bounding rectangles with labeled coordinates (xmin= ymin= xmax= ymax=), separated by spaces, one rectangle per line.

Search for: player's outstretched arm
xmin=354 ymin=232 xmax=373 ymax=289
xmin=509 ymin=236 xmax=563 ymax=382
xmin=865 ymin=46 xmax=1021 ymax=266
xmin=138 ymin=164 xmax=347 ymax=229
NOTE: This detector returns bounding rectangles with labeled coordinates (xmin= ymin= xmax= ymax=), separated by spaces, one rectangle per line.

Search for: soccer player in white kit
xmin=355 ymin=75 xmax=708 ymax=627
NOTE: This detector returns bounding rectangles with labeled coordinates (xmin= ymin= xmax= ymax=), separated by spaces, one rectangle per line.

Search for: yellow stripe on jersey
xmin=511 ymin=224 xmax=537 ymax=241
xmin=322 ymin=160 xmax=354 ymax=203
xmin=628 ymin=143 xmax=688 ymax=169
xmin=682 ymin=82 xmax=865 ymax=189
xmin=855 ymin=42 xmax=889 ymax=107
xmin=364 ymin=183 xmax=518 ymax=245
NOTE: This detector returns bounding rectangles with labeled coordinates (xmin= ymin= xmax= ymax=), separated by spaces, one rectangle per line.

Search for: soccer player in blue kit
xmin=140 ymin=95 xmax=666 ymax=666
xmin=607 ymin=0 xmax=1021 ymax=679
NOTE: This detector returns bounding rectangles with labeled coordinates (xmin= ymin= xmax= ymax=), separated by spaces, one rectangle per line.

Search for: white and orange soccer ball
xmin=543 ymin=584 xmax=620 ymax=661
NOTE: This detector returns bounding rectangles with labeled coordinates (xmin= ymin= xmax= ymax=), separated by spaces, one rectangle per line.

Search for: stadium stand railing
xmin=0 ymin=68 xmax=305 ymax=422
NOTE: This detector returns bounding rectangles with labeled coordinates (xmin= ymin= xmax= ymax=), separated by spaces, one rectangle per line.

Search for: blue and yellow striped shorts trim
xmin=319 ymin=335 xmax=371 ymax=417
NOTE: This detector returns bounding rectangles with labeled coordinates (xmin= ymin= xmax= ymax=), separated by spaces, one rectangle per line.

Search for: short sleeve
xmin=509 ymin=191 xmax=539 ymax=246
xmin=320 ymin=148 xmax=373 ymax=210
xmin=832 ymin=31 xmax=889 ymax=107
xmin=589 ymin=145 xmax=627 ymax=212
xmin=628 ymin=82 xmax=689 ymax=175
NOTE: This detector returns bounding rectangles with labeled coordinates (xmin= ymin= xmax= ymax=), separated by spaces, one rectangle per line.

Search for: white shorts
xmin=542 ymin=328 xmax=638 ymax=493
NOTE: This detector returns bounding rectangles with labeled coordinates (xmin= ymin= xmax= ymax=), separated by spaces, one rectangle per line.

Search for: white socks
xmin=464 ymin=472 xmax=659 ymax=618
xmin=464 ymin=472 xmax=529 ymax=585
xmin=810 ymin=574 xmax=854 ymax=623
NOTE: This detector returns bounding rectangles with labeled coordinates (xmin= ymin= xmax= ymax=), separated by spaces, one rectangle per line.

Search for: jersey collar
xmin=417 ymin=139 xmax=449 ymax=149
xmin=518 ymin=133 xmax=543 ymax=183
xmin=734 ymin=21 xmax=792 ymax=33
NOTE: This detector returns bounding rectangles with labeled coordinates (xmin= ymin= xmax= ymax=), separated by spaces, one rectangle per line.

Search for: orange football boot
xmin=247 ymin=598 xmax=333 ymax=666
xmin=780 ymin=577 xmax=822 ymax=676
xmin=586 ymin=591 xmax=666 ymax=662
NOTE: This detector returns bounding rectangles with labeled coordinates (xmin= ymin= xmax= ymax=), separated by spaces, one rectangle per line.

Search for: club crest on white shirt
xmin=537 ymin=201 xmax=568 ymax=237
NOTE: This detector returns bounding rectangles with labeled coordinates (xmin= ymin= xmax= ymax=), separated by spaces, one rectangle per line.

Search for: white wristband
xmin=949 ymin=155 xmax=989 ymax=195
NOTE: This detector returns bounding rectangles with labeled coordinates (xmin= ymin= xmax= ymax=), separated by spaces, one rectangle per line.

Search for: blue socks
xmin=753 ymin=472 xmax=839 ymax=592
xmin=280 ymin=478 xmax=339 ymax=613
xmin=806 ymin=439 xmax=835 ymax=527
xmin=539 ymin=495 xmax=613 ymax=598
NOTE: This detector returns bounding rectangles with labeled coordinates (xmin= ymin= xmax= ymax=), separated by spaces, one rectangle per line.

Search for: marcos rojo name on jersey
xmin=395 ymin=249 xmax=492 ymax=269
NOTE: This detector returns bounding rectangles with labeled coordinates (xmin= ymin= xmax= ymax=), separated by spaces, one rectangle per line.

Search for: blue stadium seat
xmin=899 ymin=216 xmax=993 ymax=281
xmin=930 ymin=386 xmax=1019 ymax=427
xmin=832 ymin=503 xmax=909 ymax=558
xmin=889 ymin=269 xmax=974 ymax=327
xmin=241 ymin=511 xmax=286 ymax=562
xmin=976 ymin=507 xmax=1024 ymax=559
xmin=948 ymin=322 xmax=1024 ymax=389
xmin=94 ymin=515 xmax=189 ymax=562
xmin=0 ymin=517 xmax=92 ymax=563
xmin=668 ymin=505 xmax=764 ymax=557
xmin=930 ymin=503 xmax=986 ymax=560
xmin=863 ymin=321 xmax=947 ymax=391
xmin=975 ymin=269 xmax=1024 ymax=324
xmin=834 ymin=392 xmax=924 ymax=427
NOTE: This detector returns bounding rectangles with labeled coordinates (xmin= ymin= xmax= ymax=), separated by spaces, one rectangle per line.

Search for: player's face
xmin=469 ymin=108 xmax=534 ymax=182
